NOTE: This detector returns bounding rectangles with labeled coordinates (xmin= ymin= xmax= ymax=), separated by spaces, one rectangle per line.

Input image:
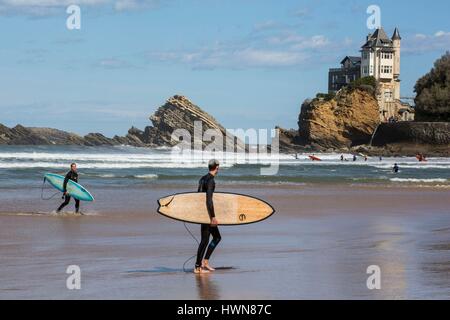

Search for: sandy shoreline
xmin=1 ymin=183 xmax=450 ymax=299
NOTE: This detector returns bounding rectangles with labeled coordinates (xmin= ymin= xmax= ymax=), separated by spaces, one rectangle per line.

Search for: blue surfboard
xmin=44 ymin=173 xmax=94 ymax=202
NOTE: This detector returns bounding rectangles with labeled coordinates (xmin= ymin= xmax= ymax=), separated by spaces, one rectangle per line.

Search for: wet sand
xmin=1 ymin=184 xmax=450 ymax=299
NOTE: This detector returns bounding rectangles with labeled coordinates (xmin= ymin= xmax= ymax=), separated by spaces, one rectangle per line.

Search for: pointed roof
xmin=372 ymin=28 xmax=390 ymax=41
xmin=340 ymin=56 xmax=361 ymax=66
xmin=362 ymin=27 xmax=394 ymax=48
xmin=392 ymin=27 xmax=401 ymax=40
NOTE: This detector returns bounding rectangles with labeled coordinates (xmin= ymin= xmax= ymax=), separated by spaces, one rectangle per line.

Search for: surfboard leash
xmin=182 ymin=222 xmax=199 ymax=273
xmin=40 ymin=177 xmax=61 ymax=201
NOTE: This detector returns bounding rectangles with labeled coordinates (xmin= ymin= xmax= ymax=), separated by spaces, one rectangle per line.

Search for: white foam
xmin=390 ymin=178 xmax=448 ymax=183
xmin=0 ymin=162 xmax=231 ymax=169
xmin=134 ymin=174 xmax=158 ymax=179
xmin=0 ymin=149 xmax=449 ymax=169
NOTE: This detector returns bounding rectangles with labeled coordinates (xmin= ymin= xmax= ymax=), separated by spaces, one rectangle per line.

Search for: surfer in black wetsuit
xmin=56 ymin=163 xmax=80 ymax=214
xmin=194 ymin=159 xmax=221 ymax=274
xmin=393 ymin=163 xmax=399 ymax=173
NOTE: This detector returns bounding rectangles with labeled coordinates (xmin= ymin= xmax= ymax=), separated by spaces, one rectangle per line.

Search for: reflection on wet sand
xmin=195 ymin=274 xmax=221 ymax=300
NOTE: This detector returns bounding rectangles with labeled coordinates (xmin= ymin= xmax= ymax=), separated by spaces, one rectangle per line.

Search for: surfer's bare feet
xmin=194 ymin=267 xmax=210 ymax=274
xmin=202 ymin=260 xmax=215 ymax=271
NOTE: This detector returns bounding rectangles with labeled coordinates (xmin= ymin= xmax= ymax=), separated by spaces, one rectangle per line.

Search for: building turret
xmin=392 ymin=27 xmax=401 ymax=99
xmin=392 ymin=27 xmax=401 ymax=41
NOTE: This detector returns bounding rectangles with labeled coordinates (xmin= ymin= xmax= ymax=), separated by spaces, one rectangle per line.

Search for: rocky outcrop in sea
xmin=0 ymin=95 xmax=244 ymax=150
xmin=296 ymin=88 xmax=380 ymax=150
xmin=368 ymin=122 xmax=450 ymax=156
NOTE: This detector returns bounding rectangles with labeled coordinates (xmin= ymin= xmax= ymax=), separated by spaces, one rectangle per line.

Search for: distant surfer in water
xmin=393 ymin=163 xmax=399 ymax=173
xmin=195 ymin=159 xmax=221 ymax=274
xmin=56 ymin=163 xmax=80 ymax=214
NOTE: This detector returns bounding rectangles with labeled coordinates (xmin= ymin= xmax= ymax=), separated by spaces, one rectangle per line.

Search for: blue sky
xmin=0 ymin=0 xmax=449 ymax=136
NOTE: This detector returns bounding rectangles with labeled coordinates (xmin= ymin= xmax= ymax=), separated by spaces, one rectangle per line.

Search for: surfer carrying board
xmin=194 ymin=159 xmax=221 ymax=274
xmin=56 ymin=163 xmax=80 ymax=214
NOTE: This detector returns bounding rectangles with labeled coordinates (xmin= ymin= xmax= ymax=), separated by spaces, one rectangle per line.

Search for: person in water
xmin=56 ymin=163 xmax=80 ymax=214
xmin=393 ymin=163 xmax=399 ymax=173
xmin=195 ymin=159 xmax=221 ymax=274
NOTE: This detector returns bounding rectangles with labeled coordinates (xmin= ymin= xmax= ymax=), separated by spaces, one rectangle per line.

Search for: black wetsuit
xmin=195 ymin=173 xmax=221 ymax=268
xmin=57 ymin=170 xmax=80 ymax=213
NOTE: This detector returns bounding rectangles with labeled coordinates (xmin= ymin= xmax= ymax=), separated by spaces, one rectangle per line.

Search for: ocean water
xmin=0 ymin=145 xmax=449 ymax=189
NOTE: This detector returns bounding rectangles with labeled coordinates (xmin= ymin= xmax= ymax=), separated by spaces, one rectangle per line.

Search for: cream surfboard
xmin=157 ymin=192 xmax=275 ymax=225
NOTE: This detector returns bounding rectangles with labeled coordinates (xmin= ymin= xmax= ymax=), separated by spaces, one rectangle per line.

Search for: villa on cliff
xmin=329 ymin=27 xmax=415 ymax=122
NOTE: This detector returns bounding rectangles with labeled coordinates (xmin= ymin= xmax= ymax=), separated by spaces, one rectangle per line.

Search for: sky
xmin=0 ymin=0 xmax=449 ymax=136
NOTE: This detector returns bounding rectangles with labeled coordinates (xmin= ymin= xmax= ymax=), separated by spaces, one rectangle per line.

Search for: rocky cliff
xmin=297 ymin=88 xmax=380 ymax=150
xmin=0 ymin=124 xmax=142 ymax=147
xmin=141 ymin=95 xmax=244 ymax=150
xmin=369 ymin=122 xmax=450 ymax=156
xmin=0 ymin=95 xmax=243 ymax=150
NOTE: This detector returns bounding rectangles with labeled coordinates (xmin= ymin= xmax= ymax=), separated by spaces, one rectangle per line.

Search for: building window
xmin=381 ymin=52 xmax=393 ymax=59
xmin=381 ymin=65 xmax=392 ymax=74
xmin=384 ymin=90 xmax=393 ymax=101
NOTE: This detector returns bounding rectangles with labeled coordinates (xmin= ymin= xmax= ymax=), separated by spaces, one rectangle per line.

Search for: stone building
xmin=328 ymin=56 xmax=361 ymax=93
xmin=328 ymin=27 xmax=414 ymax=122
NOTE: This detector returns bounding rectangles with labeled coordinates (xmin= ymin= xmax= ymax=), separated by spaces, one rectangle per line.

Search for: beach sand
xmin=1 ymin=184 xmax=450 ymax=299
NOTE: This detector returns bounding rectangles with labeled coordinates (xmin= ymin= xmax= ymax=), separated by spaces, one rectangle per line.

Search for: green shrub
xmin=414 ymin=51 xmax=450 ymax=121
xmin=347 ymin=76 xmax=378 ymax=96
xmin=316 ymin=92 xmax=336 ymax=101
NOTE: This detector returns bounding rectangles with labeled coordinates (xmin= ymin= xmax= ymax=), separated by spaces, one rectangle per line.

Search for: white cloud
xmin=149 ymin=48 xmax=307 ymax=70
xmin=414 ymin=33 xmax=427 ymax=39
xmin=404 ymin=31 xmax=450 ymax=54
xmin=434 ymin=30 xmax=450 ymax=37
xmin=265 ymin=32 xmax=331 ymax=50
xmin=291 ymin=35 xmax=330 ymax=50
xmin=0 ymin=0 xmax=161 ymax=15
xmin=145 ymin=27 xmax=351 ymax=70
xmin=114 ymin=0 xmax=160 ymax=11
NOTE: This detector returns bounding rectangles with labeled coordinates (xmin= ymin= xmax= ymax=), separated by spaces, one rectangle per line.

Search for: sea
xmin=0 ymin=145 xmax=449 ymax=190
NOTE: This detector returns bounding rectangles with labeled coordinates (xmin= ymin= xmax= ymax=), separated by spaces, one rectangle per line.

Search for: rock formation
xmin=0 ymin=95 xmax=244 ymax=150
xmin=276 ymin=127 xmax=305 ymax=153
xmin=0 ymin=125 xmax=85 ymax=145
xmin=297 ymin=88 xmax=380 ymax=149
xmin=369 ymin=122 xmax=450 ymax=156
xmin=144 ymin=95 xmax=244 ymax=150
xmin=0 ymin=124 xmax=144 ymax=147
